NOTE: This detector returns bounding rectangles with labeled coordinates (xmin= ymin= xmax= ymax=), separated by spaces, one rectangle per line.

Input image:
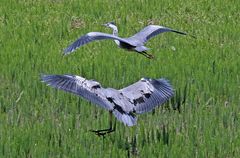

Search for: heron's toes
xmin=147 ymin=54 xmax=155 ymax=59
xmin=89 ymin=129 xmax=114 ymax=137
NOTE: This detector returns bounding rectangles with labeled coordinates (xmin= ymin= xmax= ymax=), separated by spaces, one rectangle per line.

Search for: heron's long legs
xmin=139 ymin=51 xmax=154 ymax=59
xmin=90 ymin=111 xmax=116 ymax=137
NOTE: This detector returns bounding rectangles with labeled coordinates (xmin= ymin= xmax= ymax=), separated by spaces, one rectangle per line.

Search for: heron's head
xmin=102 ymin=22 xmax=117 ymax=30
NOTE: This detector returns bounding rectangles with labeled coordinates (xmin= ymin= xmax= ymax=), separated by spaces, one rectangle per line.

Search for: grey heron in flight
xmin=41 ymin=74 xmax=174 ymax=136
xmin=64 ymin=22 xmax=190 ymax=59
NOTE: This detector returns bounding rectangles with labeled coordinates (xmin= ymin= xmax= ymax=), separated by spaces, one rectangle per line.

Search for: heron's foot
xmin=89 ymin=128 xmax=115 ymax=137
xmin=90 ymin=112 xmax=116 ymax=137
xmin=146 ymin=53 xmax=154 ymax=59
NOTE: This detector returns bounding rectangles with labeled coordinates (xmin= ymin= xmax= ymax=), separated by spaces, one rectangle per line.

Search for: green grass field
xmin=0 ymin=0 xmax=239 ymax=157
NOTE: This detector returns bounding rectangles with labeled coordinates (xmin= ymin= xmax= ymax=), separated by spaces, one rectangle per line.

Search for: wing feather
xmin=64 ymin=32 xmax=134 ymax=55
xmin=127 ymin=25 xmax=187 ymax=44
xmin=120 ymin=78 xmax=174 ymax=114
xmin=41 ymin=74 xmax=113 ymax=111
xmin=41 ymin=74 xmax=174 ymax=126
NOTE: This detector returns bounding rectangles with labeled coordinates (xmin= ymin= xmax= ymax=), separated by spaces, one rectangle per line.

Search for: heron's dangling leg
xmin=139 ymin=51 xmax=154 ymax=59
xmin=90 ymin=111 xmax=116 ymax=137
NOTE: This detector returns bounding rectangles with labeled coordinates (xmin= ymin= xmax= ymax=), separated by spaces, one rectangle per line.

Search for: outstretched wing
xmin=41 ymin=74 xmax=137 ymax=126
xmin=127 ymin=25 xmax=187 ymax=44
xmin=120 ymin=78 xmax=174 ymax=114
xmin=41 ymin=74 xmax=174 ymax=126
xmin=64 ymin=32 xmax=133 ymax=55
xmin=41 ymin=74 xmax=113 ymax=111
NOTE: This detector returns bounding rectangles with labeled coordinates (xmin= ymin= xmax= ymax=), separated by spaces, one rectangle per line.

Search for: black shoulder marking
xmin=107 ymin=97 xmax=126 ymax=114
xmin=106 ymin=97 xmax=114 ymax=103
xmin=133 ymin=97 xmax=144 ymax=105
xmin=92 ymin=85 xmax=101 ymax=89
xmin=143 ymin=93 xmax=151 ymax=98
xmin=113 ymin=104 xmax=125 ymax=114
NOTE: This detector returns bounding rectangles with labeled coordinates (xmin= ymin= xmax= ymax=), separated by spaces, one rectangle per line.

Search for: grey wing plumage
xmin=41 ymin=74 xmax=113 ymax=110
xmin=41 ymin=74 xmax=137 ymax=126
xmin=64 ymin=32 xmax=132 ymax=55
xmin=120 ymin=78 xmax=174 ymax=114
xmin=112 ymin=110 xmax=137 ymax=126
xmin=103 ymin=88 xmax=137 ymax=126
xmin=128 ymin=25 xmax=187 ymax=44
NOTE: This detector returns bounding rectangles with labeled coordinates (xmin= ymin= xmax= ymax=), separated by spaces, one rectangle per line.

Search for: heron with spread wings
xmin=41 ymin=74 xmax=174 ymax=136
xmin=64 ymin=22 xmax=191 ymax=59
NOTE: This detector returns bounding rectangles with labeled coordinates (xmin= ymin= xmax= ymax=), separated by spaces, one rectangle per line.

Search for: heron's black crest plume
xmin=109 ymin=21 xmax=116 ymax=25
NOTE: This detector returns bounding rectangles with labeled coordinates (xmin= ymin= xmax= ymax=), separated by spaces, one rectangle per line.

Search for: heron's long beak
xmin=102 ymin=23 xmax=108 ymax=27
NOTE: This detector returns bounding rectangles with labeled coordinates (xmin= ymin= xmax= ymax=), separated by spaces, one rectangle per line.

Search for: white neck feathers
xmin=110 ymin=25 xmax=120 ymax=46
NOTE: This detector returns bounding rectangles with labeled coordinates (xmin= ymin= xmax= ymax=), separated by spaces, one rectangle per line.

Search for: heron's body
xmin=64 ymin=22 xmax=189 ymax=59
xmin=41 ymin=74 xmax=174 ymax=127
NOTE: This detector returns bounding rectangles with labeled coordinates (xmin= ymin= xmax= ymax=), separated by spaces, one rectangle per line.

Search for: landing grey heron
xmin=41 ymin=74 xmax=174 ymax=136
xmin=64 ymin=22 xmax=190 ymax=59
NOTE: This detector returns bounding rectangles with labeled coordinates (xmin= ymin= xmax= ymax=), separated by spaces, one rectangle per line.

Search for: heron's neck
xmin=112 ymin=27 xmax=118 ymax=36
xmin=111 ymin=26 xmax=120 ymax=46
